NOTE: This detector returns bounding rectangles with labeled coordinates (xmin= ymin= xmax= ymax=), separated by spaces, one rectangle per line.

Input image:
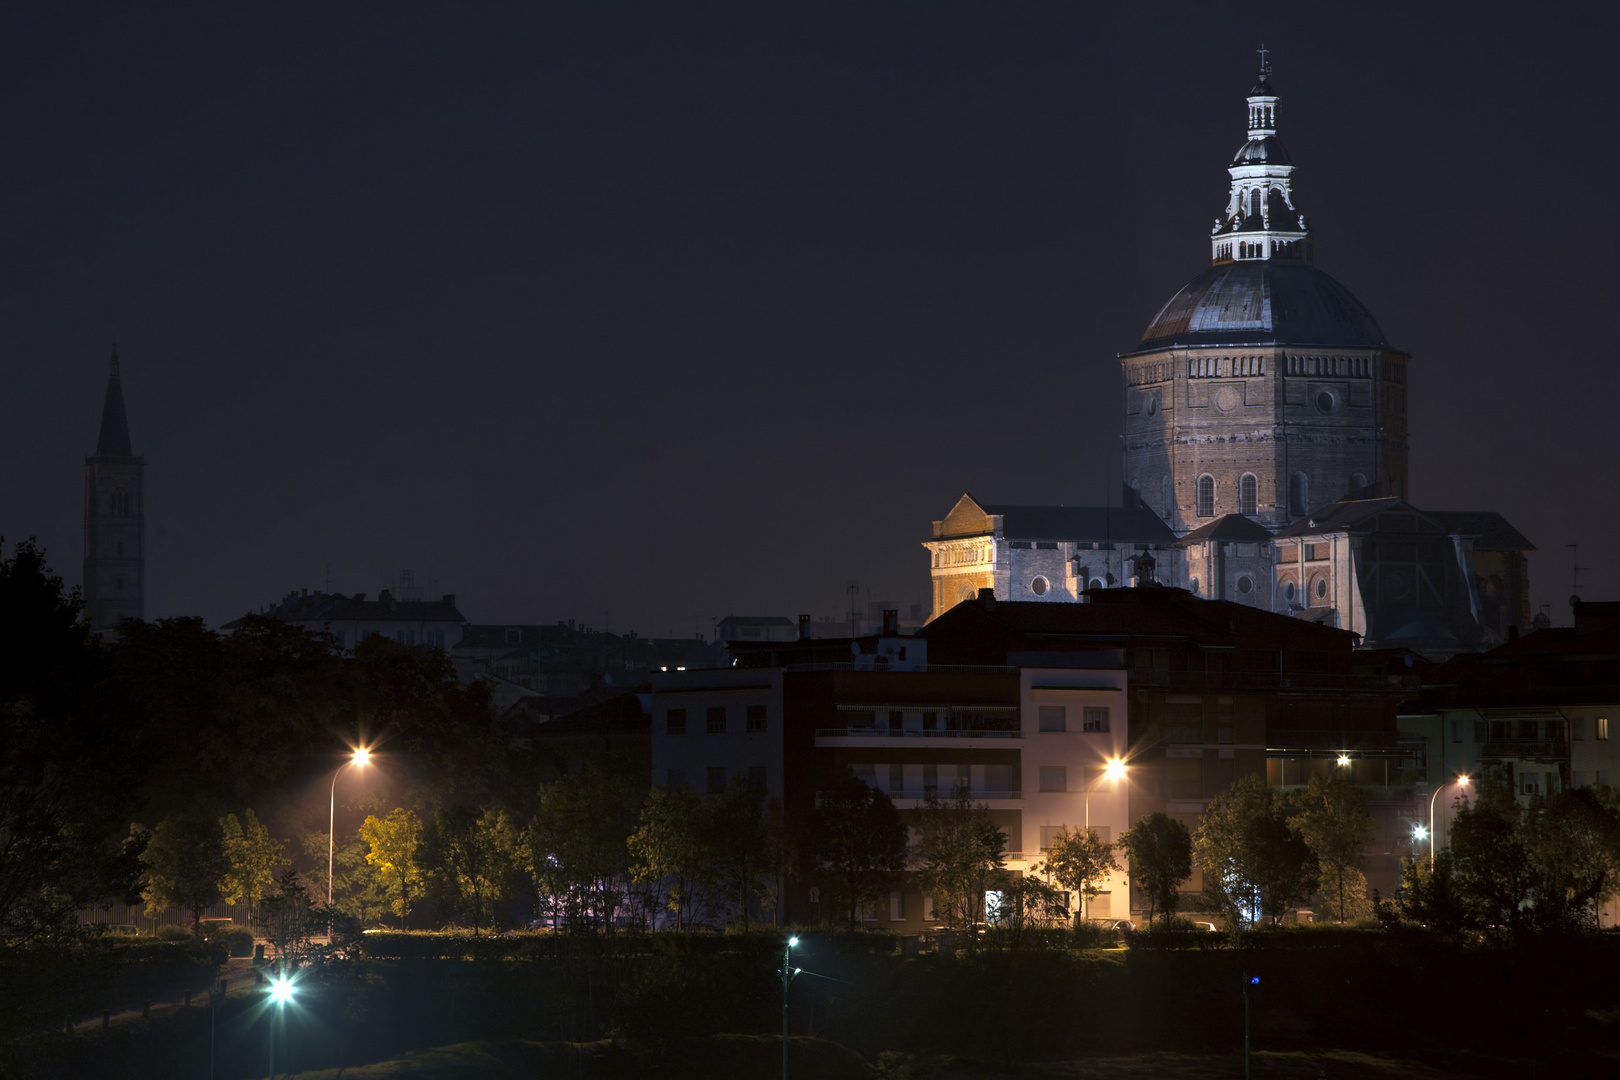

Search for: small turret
xmin=1209 ymin=48 xmax=1312 ymax=266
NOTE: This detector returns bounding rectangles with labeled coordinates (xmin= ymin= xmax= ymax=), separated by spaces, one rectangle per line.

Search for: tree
xmin=1117 ymin=812 xmax=1192 ymax=927
xmin=1289 ymin=767 xmax=1373 ymax=922
xmin=1042 ymin=826 xmax=1119 ymax=920
xmin=1197 ymin=774 xmax=1318 ymax=926
xmin=1392 ymin=849 xmax=1469 ymax=934
xmin=628 ymin=786 xmax=710 ymax=930
xmin=1449 ymin=780 xmax=1533 ymax=936
xmin=912 ymin=790 xmax=1007 ymax=930
xmin=797 ymin=773 xmax=909 ymax=930
xmin=527 ymin=763 xmax=640 ymax=933
xmin=0 ymin=538 xmax=140 ymax=942
xmin=360 ymin=808 xmax=425 ymax=930
xmin=419 ymin=805 xmax=523 ymax=934
xmin=259 ymin=868 xmax=322 ymax=969
xmin=219 ymin=809 xmax=287 ymax=929
xmin=1523 ymin=786 xmax=1620 ymax=931
xmin=705 ymin=777 xmax=784 ymax=931
xmin=141 ymin=815 xmax=232 ymax=929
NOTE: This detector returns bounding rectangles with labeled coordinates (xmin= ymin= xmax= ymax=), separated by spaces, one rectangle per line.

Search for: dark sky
xmin=2 ymin=2 xmax=1615 ymax=636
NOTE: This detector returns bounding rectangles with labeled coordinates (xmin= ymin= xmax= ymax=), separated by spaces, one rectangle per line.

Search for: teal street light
xmin=781 ymin=936 xmax=801 ymax=1080
xmin=267 ymin=974 xmax=296 ymax=1079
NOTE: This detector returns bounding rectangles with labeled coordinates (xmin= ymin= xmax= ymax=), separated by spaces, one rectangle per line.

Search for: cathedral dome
xmin=1134 ymin=260 xmax=1389 ymax=352
xmin=1231 ymin=136 xmax=1291 ymax=166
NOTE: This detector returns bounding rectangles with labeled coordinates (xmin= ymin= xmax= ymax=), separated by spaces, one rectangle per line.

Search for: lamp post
xmin=780 ymin=936 xmax=800 ymax=1080
xmin=328 ymin=747 xmax=371 ymax=909
xmin=1242 ymin=972 xmax=1259 ymax=1080
xmin=267 ymin=975 xmax=295 ymax=1079
xmin=1428 ymin=774 xmax=1470 ymax=871
xmin=1083 ymin=758 xmax=1127 ymax=920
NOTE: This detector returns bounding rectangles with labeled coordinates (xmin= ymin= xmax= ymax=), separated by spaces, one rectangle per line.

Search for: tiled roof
xmin=1179 ymin=514 xmax=1276 ymax=545
xmin=1426 ymin=511 xmax=1535 ymax=552
xmin=972 ymin=504 xmax=1178 ymax=544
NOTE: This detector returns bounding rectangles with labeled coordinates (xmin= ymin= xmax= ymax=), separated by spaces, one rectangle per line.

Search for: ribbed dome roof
xmin=1231 ymin=136 xmax=1292 ymax=166
xmin=1135 ymin=261 xmax=1389 ymax=352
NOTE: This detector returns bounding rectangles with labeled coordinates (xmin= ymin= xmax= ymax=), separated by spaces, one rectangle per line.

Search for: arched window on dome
xmin=1250 ymin=189 xmax=1262 ymax=218
xmin=1349 ymin=472 xmax=1368 ymax=497
xmin=1239 ymin=474 xmax=1258 ymax=517
xmin=1196 ymin=475 xmax=1215 ymax=518
xmin=1289 ymin=472 xmax=1310 ymax=517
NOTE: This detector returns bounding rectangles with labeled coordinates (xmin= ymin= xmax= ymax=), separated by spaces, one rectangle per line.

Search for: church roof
xmin=1178 ymin=513 xmax=1275 ymax=546
xmin=934 ymin=494 xmax=1176 ymax=544
xmin=1133 ymin=260 xmax=1390 ymax=352
xmin=1426 ymin=511 xmax=1536 ymax=551
xmin=94 ymin=348 xmax=134 ymax=458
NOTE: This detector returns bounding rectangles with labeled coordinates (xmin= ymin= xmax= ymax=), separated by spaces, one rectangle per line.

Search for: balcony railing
xmin=817 ymin=788 xmax=1022 ymax=805
xmin=1481 ymin=740 xmax=1569 ymax=760
xmin=1128 ymin=669 xmax=1410 ymax=692
xmin=817 ymin=727 xmax=1020 ymax=740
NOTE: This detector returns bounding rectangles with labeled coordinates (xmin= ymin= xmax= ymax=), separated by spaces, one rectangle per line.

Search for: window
xmin=1239 ymin=473 xmax=1258 ymax=516
xmin=1599 ymin=717 xmax=1610 ymax=740
xmin=1087 ymin=826 xmax=1112 ymax=843
xmin=666 ymin=708 xmax=687 ymax=736
xmin=1039 ymin=825 xmax=1064 ymax=851
xmin=1574 ymin=717 xmax=1587 ymax=741
xmin=111 ymin=488 xmax=130 ymax=516
xmin=1083 ymin=707 xmax=1110 ymax=733
xmin=1450 ymin=718 xmax=1463 ymax=744
xmin=1236 ymin=575 xmax=1254 ymax=595
xmin=923 ymin=763 xmax=938 ymax=796
xmin=1315 ymin=578 xmax=1329 ymax=600
xmin=1030 ymin=576 xmax=1049 ymax=595
xmin=1574 ymin=772 xmax=1585 ymax=789
xmin=889 ymin=891 xmax=906 ymax=921
xmin=1039 ymin=766 xmax=1067 ymax=792
xmin=889 ymin=764 xmax=904 ymax=794
xmin=1349 ymin=472 xmax=1367 ymax=495
xmin=1250 ymin=188 xmax=1261 ymax=217
xmin=955 ymin=763 xmax=971 ymax=792
xmin=1289 ymin=472 xmax=1309 ymax=516
xmin=1038 ymin=705 xmax=1066 ymax=733
xmin=1473 ymin=720 xmax=1486 ymax=743
xmin=748 ymin=765 xmax=767 ymax=788
xmin=706 ymin=706 xmax=727 ymax=734
xmin=1035 ymin=542 xmax=1058 ymax=550
xmin=706 ymin=766 xmax=728 ymax=794
xmin=1196 ymin=475 xmax=1215 ymax=517
xmin=1315 ymin=390 xmax=1336 ymax=415
xmin=888 ymin=710 xmax=903 ymax=730
xmin=984 ymin=763 xmax=1014 ymax=794
xmin=666 ymin=767 xmax=687 ymax=790
xmin=746 ymin=704 xmax=767 ymax=732
xmin=1218 ymin=725 xmax=1234 ymax=744
xmin=1598 ymin=770 xmax=1610 ymax=788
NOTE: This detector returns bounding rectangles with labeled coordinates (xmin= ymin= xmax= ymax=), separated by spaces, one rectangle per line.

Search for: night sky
xmin=2 ymin=2 xmax=1615 ymax=636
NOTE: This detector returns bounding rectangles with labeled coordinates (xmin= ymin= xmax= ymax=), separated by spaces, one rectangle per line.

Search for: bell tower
xmin=83 ymin=347 xmax=144 ymax=632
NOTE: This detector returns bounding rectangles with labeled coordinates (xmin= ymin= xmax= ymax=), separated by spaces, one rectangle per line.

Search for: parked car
xmin=1085 ymin=918 xmax=1135 ymax=932
xmin=1192 ymin=921 xmax=1220 ymax=932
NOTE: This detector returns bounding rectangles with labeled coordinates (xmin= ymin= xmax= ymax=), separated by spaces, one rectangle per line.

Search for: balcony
xmin=817 ymin=787 xmax=1022 ymax=807
xmin=1481 ymin=740 xmax=1569 ymax=761
xmin=1129 ymin=669 xmax=1409 ymax=692
xmin=816 ymin=726 xmax=1021 ymax=742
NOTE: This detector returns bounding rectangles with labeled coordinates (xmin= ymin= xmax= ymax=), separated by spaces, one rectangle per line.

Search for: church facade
xmin=83 ymin=349 xmax=144 ymax=632
xmin=927 ymin=66 xmax=1532 ymax=657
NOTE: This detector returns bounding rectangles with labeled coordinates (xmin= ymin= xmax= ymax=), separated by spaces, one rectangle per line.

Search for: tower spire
xmin=95 ymin=345 xmax=133 ymax=458
xmin=1208 ymin=61 xmax=1310 ymax=265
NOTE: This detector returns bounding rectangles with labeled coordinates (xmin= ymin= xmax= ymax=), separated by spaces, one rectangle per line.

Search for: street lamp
xmin=780 ymin=935 xmax=801 ymax=1080
xmin=1336 ymin=753 xmax=1352 ymax=768
xmin=1083 ymin=758 xmax=1127 ymax=920
xmin=1428 ymin=774 xmax=1470 ymax=871
xmin=267 ymin=975 xmax=296 ymax=1079
xmin=329 ymin=747 xmax=372 ymax=908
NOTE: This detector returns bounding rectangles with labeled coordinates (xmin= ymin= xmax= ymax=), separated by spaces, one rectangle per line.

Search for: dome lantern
xmin=1211 ymin=49 xmax=1311 ymax=266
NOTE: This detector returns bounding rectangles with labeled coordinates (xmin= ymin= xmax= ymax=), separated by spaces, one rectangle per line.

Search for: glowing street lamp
xmin=329 ymin=747 xmax=372 ymax=909
xmin=1336 ymin=754 xmax=1352 ymax=768
xmin=1427 ymin=774 xmax=1470 ymax=871
xmin=1083 ymin=758 xmax=1128 ymax=920
xmin=781 ymin=935 xmax=801 ymax=1080
xmin=267 ymin=974 xmax=296 ymax=1078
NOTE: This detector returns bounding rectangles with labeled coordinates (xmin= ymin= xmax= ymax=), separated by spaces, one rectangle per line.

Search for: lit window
xmin=1197 ymin=475 xmax=1215 ymax=518
xmin=1083 ymin=707 xmax=1110 ymax=733
xmin=1599 ymin=717 xmax=1610 ymax=741
xmin=1239 ymin=474 xmax=1257 ymax=516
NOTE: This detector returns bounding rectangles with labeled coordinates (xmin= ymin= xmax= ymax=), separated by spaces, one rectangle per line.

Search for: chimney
xmin=882 ymin=609 xmax=899 ymax=635
xmin=977 ymin=587 xmax=996 ymax=612
xmin=798 ymin=613 xmax=811 ymax=640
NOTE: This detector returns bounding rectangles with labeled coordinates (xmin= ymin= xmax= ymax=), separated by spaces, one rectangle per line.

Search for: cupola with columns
xmin=1210 ymin=47 xmax=1311 ymax=265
